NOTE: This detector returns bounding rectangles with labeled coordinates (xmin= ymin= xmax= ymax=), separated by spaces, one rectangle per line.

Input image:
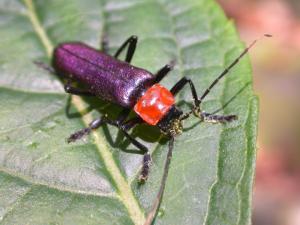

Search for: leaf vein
xmin=21 ymin=0 xmax=145 ymax=224
xmin=0 ymin=186 xmax=32 ymax=223
xmin=0 ymin=167 xmax=115 ymax=198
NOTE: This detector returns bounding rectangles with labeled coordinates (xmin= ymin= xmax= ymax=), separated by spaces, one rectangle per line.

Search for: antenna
xmin=144 ymin=137 xmax=175 ymax=225
xmin=197 ymin=34 xmax=272 ymax=105
xmin=143 ymin=35 xmax=272 ymax=225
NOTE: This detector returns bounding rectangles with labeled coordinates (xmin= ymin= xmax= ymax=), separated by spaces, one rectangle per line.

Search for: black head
xmin=157 ymin=105 xmax=183 ymax=136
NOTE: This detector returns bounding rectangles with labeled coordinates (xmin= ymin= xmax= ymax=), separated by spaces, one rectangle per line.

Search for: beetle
xmin=37 ymin=34 xmax=267 ymax=225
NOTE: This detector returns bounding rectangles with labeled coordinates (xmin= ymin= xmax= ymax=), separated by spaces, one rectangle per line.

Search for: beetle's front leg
xmin=170 ymin=77 xmax=200 ymax=118
xmin=170 ymin=77 xmax=200 ymax=106
xmin=170 ymin=77 xmax=237 ymax=123
xmin=68 ymin=109 xmax=130 ymax=142
xmin=201 ymin=112 xmax=237 ymax=123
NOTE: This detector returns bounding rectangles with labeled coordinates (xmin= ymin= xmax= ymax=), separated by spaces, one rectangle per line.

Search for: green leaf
xmin=0 ymin=0 xmax=258 ymax=224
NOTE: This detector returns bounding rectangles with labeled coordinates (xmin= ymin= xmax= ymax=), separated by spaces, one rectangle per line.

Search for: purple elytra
xmin=52 ymin=42 xmax=155 ymax=108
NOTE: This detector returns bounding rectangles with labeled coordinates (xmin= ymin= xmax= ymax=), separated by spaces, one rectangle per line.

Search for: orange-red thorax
xmin=134 ymin=84 xmax=175 ymax=125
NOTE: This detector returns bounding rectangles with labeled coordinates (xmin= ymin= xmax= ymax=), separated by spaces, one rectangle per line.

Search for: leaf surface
xmin=0 ymin=0 xmax=258 ymax=224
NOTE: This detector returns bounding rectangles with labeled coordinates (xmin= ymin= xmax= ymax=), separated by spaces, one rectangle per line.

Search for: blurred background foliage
xmin=217 ymin=0 xmax=300 ymax=224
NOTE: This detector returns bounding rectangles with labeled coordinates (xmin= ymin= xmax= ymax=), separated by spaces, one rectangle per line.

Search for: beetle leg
xmin=114 ymin=35 xmax=138 ymax=63
xmin=170 ymin=77 xmax=238 ymax=123
xmin=68 ymin=110 xmax=151 ymax=182
xmin=170 ymin=77 xmax=200 ymax=106
xmin=117 ymin=126 xmax=151 ymax=182
xmin=153 ymin=60 xmax=175 ymax=83
xmin=115 ymin=109 xmax=130 ymax=125
xmin=121 ymin=117 xmax=143 ymax=131
xmin=34 ymin=61 xmax=55 ymax=74
xmin=67 ymin=109 xmax=129 ymax=142
xmin=67 ymin=117 xmax=103 ymax=142
xmin=106 ymin=116 xmax=151 ymax=182
xmin=201 ymin=112 xmax=237 ymax=123
xmin=100 ymin=33 xmax=109 ymax=54
xmin=143 ymin=137 xmax=175 ymax=225
xmin=139 ymin=153 xmax=152 ymax=183
xmin=64 ymin=80 xmax=95 ymax=96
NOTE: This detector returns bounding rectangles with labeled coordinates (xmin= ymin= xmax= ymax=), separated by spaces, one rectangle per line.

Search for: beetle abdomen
xmin=53 ymin=42 xmax=154 ymax=107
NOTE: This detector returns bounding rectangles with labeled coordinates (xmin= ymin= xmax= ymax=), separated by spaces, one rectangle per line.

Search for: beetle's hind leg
xmin=64 ymin=80 xmax=95 ymax=96
xmin=67 ymin=109 xmax=130 ymax=143
xmin=67 ymin=117 xmax=103 ymax=143
xmin=34 ymin=61 xmax=56 ymax=74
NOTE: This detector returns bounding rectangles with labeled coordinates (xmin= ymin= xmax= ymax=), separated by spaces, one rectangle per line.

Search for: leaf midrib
xmin=22 ymin=0 xmax=145 ymax=224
